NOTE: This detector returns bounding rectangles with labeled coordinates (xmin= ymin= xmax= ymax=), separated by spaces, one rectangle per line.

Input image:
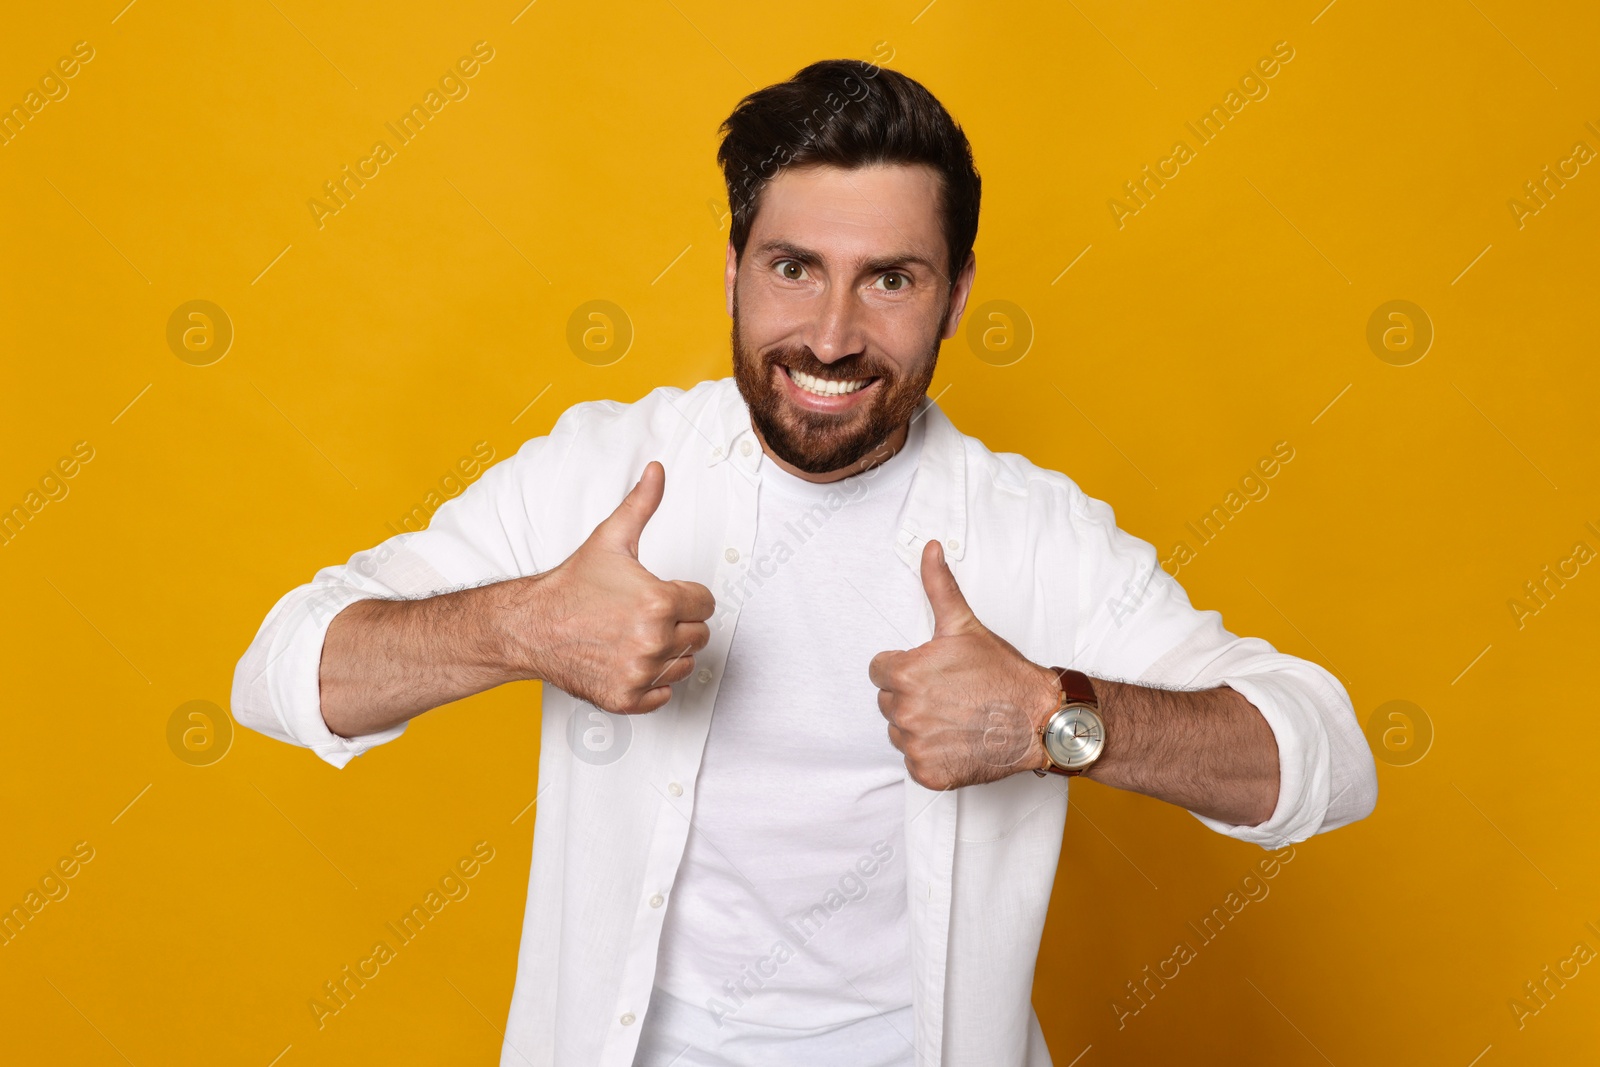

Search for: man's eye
xmin=777 ymin=260 xmax=806 ymax=281
xmin=876 ymin=272 xmax=908 ymax=291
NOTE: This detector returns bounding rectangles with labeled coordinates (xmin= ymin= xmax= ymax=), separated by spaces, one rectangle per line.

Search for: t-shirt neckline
xmin=754 ymin=412 xmax=927 ymax=503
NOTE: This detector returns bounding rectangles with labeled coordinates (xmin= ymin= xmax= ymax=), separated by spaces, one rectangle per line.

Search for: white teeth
xmin=788 ymin=368 xmax=869 ymax=397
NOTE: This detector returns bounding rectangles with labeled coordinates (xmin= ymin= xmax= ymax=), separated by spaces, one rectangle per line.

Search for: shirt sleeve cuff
xmin=243 ymin=585 xmax=409 ymax=769
xmin=1186 ymin=670 xmax=1332 ymax=850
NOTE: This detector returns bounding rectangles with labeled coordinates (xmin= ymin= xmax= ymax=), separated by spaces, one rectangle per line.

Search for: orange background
xmin=2 ymin=1 xmax=1597 ymax=1064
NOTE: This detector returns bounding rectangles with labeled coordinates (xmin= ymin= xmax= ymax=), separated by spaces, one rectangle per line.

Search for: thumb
xmin=921 ymin=538 xmax=977 ymax=636
xmin=596 ymin=461 xmax=665 ymax=557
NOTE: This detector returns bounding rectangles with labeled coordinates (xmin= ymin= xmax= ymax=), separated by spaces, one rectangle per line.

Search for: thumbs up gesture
xmin=517 ymin=461 xmax=715 ymax=714
xmin=868 ymin=540 xmax=1063 ymax=790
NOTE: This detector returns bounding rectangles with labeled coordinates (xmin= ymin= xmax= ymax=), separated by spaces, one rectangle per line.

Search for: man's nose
xmin=806 ymin=282 xmax=868 ymax=364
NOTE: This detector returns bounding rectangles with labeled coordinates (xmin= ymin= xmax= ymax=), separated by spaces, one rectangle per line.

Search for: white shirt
xmin=231 ymin=377 xmax=1378 ymax=1067
xmin=636 ymin=413 xmax=926 ymax=1066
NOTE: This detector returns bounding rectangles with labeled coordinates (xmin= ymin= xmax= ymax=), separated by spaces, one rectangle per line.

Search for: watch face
xmin=1043 ymin=705 xmax=1105 ymax=770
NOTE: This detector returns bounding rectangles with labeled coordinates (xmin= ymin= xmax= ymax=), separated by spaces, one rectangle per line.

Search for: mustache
xmin=761 ymin=345 xmax=895 ymax=382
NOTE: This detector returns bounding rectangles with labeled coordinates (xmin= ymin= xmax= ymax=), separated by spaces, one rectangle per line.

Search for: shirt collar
xmin=706 ymin=377 xmax=968 ymax=565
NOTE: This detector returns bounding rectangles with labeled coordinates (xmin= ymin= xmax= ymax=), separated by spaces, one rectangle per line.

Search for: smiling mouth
xmin=783 ymin=365 xmax=877 ymax=397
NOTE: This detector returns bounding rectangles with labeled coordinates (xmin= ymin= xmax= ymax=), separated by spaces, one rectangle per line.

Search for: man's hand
xmin=511 ymin=460 xmax=715 ymax=714
xmin=869 ymin=539 xmax=1062 ymax=791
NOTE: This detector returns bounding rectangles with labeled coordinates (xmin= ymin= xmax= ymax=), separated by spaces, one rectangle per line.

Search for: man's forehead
xmin=748 ymin=162 xmax=945 ymax=261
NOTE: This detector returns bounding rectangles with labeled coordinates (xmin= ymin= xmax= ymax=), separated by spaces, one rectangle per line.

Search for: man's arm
xmin=318 ymin=464 xmax=713 ymax=737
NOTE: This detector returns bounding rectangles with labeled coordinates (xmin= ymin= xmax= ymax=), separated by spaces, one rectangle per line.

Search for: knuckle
xmin=640 ymin=586 xmax=675 ymax=618
xmin=632 ymin=618 xmax=669 ymax=651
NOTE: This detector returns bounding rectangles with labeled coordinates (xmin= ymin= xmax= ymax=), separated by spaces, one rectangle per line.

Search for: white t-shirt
xmin=634 ymin=417 xmax=929 ymax=1067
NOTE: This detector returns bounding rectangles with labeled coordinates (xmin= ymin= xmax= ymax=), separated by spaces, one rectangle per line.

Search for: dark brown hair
xmin=716 ymin=59 xmax=981 ymax=285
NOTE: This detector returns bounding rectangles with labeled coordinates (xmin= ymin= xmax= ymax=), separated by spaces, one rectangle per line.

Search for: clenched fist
xmin=512 ymin=461 xmax=714 ymax=714
xmin=869 ymin=539 xmax=1062 ymax=791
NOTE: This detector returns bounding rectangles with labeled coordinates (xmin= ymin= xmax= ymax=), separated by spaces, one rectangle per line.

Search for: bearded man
xmin=233 ymin=58 xmax=1377 ymax=1067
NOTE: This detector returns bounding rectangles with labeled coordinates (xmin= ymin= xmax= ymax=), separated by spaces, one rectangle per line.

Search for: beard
xmin=730 ymin=298 xmax=941 ymax=476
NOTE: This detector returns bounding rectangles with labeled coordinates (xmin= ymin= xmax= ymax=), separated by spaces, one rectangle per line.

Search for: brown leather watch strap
xmin=1055 ymin=667 xmax=1097 ymax=707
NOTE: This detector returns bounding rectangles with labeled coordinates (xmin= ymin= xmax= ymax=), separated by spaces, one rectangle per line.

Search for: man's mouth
xmin=784 ymin=366 xmax=875 ymax=397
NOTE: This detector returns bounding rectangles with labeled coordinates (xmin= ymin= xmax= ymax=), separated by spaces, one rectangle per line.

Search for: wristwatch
xmin=1033 ymin=667 xmax=1105 ymax=778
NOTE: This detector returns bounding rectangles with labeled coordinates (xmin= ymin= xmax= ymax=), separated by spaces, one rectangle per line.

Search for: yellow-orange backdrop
xmin=3 ymin=1 xmax=1596 ymax=1064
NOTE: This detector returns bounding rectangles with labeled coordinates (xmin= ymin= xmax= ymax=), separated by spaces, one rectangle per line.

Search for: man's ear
xmin=941 ymin=250 xmax=977 ymax=340
xmin=725 ymin=241 xmax=739 ymax=318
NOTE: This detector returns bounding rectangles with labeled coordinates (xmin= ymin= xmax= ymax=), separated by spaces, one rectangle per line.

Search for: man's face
xmin=726 ymin=162 xmax=975 ymax=478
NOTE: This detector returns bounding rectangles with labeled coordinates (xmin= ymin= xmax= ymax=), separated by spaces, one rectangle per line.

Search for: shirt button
xmin=724 ymin=547 xmax=740 ymax=563
xmin=649 ymin=893 xmax=665 ymax=908
xmin=620 ymin=1012 xmax=636 ymax=1026
xmin=946 ymin=538 xmax=960 ymax=552
xmin=668 ymin=782 xmax=683 ymax=797
xmin=710 ymin=446 xmax=723 ymax=460
xmin=696 ymin=668 xmax=712 ymax=685
xmin=740 ymin=440 xmax=754 ymax=457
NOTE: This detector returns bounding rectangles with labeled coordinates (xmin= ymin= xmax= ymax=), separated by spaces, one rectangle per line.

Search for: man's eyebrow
xmin=750 ymin=239 xmax=941 ymax=276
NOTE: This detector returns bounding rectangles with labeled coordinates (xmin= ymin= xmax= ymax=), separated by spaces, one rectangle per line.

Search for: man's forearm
xmin=1082 ymin=678 xmax=1280 ymax=826
xmin=319 ymin=579 xmax=532 ymax=739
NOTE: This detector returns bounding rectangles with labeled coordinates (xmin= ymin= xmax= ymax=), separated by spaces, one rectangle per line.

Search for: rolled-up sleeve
xmin=231 ymin=425 xmax=571 ymax=769
xmin=1068 ymin=490 xmax=1378 ymax=849
xmin=231 ymin=580 xmax=405 ymax=767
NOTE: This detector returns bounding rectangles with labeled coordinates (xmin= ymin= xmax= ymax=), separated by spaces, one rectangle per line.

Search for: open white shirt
xmin=231 ymin=377 xmax=1378 ymax=1067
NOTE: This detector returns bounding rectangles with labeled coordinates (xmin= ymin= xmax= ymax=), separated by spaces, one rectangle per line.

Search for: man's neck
xmin=754 ymin=420 xmax=911 ymax=485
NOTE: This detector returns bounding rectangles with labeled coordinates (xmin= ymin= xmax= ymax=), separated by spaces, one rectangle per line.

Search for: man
xmin=233 ymin=59 xmax=1377 ymax=1067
